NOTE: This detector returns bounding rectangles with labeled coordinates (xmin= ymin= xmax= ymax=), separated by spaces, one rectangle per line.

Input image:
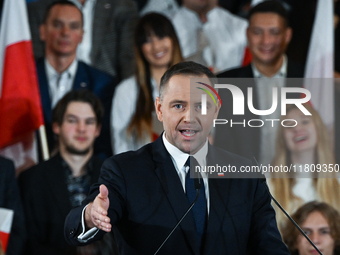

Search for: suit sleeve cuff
xmin=77 ymin=204 xmax=99 ymax=243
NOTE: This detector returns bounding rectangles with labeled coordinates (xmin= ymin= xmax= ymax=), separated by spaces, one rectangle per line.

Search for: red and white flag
xmin=0 ymin=0 xmax=45 ymax=168
xmin=0 ymin=208 xmax=14 ymax=253
xmin=304 ymin=0 xmax=334 ymax=128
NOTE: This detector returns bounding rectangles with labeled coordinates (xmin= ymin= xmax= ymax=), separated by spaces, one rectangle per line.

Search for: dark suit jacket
xmin=27 ymin=0 xmax=138 ymax=80
xmin=36 ymin=58 xmax=117 ymax=159
xmin=217 ymin=60 xmax=304 ymax=79
xmin=0 ymin=156 xmax=26 ymax=255
xmin=18 ymin=154 xmax=103 ymax=255
xmin=214 ymin=61 xmax=304 ymax=160
xmin=64 ymin=136 xmax=289 ymax=255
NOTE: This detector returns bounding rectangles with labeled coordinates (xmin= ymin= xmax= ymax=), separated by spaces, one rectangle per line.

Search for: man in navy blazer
xmin=215 ymin=1 xmax=304 ymax=162
xmin=36 ymin=1 xmax=117 ymax=159
xmin=64 ymin=61 xmax=289 ymax=254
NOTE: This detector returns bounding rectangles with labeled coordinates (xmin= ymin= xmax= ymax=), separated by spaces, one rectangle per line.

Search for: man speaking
xmin=64 ymin=61 xmax=289 ymax=254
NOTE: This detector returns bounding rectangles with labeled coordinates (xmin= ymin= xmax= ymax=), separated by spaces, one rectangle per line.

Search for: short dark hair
xmin=282 ymin=201 xmax=340 ymax=255
xmin=159 ymin=61 xmax=216 ymax=99
xmin=248 ymin=0 xmax=289 ymax=27
xmin=43 ymin=0 xmax=83 ymax=26
xmin=52 ymin=90 xmax=104 ymax=126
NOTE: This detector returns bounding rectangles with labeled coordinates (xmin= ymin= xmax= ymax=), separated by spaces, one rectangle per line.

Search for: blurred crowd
xmin=1 ymin=0 xmax=340 ymax=254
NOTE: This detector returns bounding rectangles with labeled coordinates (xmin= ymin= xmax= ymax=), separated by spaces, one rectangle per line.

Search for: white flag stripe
xmin=0 ymin=208 xmax=14 ymax=233
xmin=0 ymin=0 xmax=31 ymax=96
xmin=305 ymin=0 xmax=334 ymax=78
xmin=304 ymin=0 xmax=334 ymax=128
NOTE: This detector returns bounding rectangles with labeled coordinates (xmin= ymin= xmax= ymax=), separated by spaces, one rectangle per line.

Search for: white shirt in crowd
xmin=251 ymin=55 xmax=287 ymax=165
xmin=172 ymin=6 xmax=248 ymax=73
xmin=140 ymin=0 xmax=179 ymax=19
xmin=111 ymin=76 xmax=161 ymax=154
xmin=45 ymin=59 xmax=78 ymax=108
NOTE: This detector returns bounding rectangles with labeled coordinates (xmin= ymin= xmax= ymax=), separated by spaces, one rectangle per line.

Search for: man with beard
xmin=19 ymin=90 xmax=117 ymax=255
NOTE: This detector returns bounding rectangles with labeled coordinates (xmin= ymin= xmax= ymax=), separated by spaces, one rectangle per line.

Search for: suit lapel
xmin=243 ymin=64 xmax=255 ymax=78
xmin=286 ymin=60 xmax=304 ymax=78
xmin=73 ymin=62 xmax=91 ymax=90
xmin=203 ymin=146 xmax=237 ymax=254
xmin=42 ymin=154 xmax=72 ymax=218
xmin=237 ymin=75 xmax=260 ymax=160
xmin=152 ymin=137 xmax=200 ymax=254
xmin=250 ymin=77 xmax=261 ymax=159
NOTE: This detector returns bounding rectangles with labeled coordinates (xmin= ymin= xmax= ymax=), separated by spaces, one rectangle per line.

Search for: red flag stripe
xmin=0 ymin=231 xmax=10 ymax=253
xmin=0 ymin=41 xmax=44 ymax=148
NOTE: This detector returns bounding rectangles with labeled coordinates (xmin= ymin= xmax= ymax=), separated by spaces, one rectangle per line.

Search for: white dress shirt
xmin=291 ymin=167 xmax=340 ymax=203
xmin=162 ymin=132 xmax=210 ymax=214
xmin=111 ymin=76 xmax=161 ymax=154
xmin=268 ymin=168 xmax=340 ymax=213
xmin=45 ymin=59 xmax=78 ymax=108
xmin=251 ymin=56 xmax=287 ymax=165
xmin=172 ymin=6 xmax=248 ymax=73
xmin=140 ymin=0 xmax=179 ymax=19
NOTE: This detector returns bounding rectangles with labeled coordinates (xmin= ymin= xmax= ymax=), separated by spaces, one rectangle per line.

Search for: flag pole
xmin=39 ymin=125 xmax=49 ymax=161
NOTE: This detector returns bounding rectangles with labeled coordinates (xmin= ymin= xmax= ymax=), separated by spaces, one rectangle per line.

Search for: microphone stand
xmin=253 ymin=157 xmax=323 ymax=255
xmin=154 ymin=174 xmax=201 ymax=255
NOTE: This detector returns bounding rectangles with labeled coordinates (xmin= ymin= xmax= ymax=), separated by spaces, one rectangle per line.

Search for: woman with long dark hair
xmin=111 ymin=13 xmax=183 ymax=154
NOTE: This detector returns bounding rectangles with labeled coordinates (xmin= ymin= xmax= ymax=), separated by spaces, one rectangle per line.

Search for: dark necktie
xmin=185 ymin=156 xmax=207 ymax=244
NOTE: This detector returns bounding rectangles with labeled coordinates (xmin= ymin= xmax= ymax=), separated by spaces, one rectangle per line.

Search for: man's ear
xmin=52 ymin=122 xmax=60 ymax=135
xmin=95 ymin=124 xmax=101 ymax=138
xmin=39 ymin=24 xmax=46 ymax=41
xmin=155 ymin=97 xmax=163 ymax=122
xmin=285 ymin=27 xmax=292 ymax=45
xmin=79 ymin=28 xmax=84 ymax=43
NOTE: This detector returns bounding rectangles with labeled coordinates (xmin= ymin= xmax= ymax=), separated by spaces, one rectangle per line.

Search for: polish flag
xmin=0 ymin=0 xmax=45 ymax=166
xmin=0 ymin=208 xmax=14 ymax=253
xmin=304 ymin=0 xmax=334 ymax=129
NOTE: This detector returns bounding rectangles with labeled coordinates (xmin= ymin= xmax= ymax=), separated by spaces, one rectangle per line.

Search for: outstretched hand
xmin=85 ymin=184 xmax=111 ymax=232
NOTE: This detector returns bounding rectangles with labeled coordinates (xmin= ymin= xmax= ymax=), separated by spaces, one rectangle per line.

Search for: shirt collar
xmin=181 ymin=6 xmax=202 ymax=25
xmin=162 ymin=132 xmax=208 ymax=171
xmin=69 ymin=0 xmax=96 ymax=9
xmin=58 ymin=152 xmax=95 ymax=176
xmin=45 ymin=58 xmax=78 ymax=79
xmin=252 ymin=55 xmax=287 ymax=78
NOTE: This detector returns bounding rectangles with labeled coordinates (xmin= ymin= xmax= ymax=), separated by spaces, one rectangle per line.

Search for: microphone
xmin=154 ymin=172 xmax=201 ymax=255
xmin=253 ymin=157 xmax=323 ymax=255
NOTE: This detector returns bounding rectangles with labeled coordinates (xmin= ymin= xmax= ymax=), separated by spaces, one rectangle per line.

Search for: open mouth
xmin=154 ymin=51 xmax=167 ymax=58
xmin=294 ymin=135 xmax=307 ymax=143
xmin=180 ymin=130 xmax=197 ymax=137
xmin=309 ymin=248 xmax=322 ymax=254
